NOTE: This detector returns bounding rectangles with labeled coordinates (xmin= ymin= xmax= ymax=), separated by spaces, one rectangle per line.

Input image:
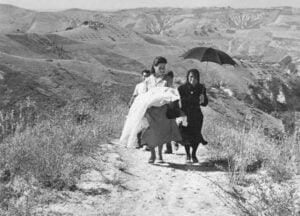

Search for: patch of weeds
xmin=0 ymin=95 xmax=127 ymax=211
xmin=219 ymin=177 xmax=300 ymax=216
xmin=204 ymin=115 xmax=299 ymax=184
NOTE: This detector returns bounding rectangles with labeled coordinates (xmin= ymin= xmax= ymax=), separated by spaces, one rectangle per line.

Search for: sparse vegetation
xmin=1 ymin=89 xmax=299 ymax=215
xmin=204 ymin=113 xmax=300 ymax=215
xmin=205 ymin=114 xmax=299 ymax=183
xmin=6 ymin=34 xmax=70 ymax=59
xmin=0 ymin=95 xmax=127 ymax=215
xmin=216 ymin=177 xmax=300 ymax=216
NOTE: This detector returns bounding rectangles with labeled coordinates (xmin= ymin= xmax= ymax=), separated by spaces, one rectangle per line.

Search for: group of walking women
xmin=120 ymin=56 xmax=208 ymax=164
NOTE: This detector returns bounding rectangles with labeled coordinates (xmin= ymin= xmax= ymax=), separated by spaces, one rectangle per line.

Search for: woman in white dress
xmin=119 ymin=57 xmax=182 ymax=164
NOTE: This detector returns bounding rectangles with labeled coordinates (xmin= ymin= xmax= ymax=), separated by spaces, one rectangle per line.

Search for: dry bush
xmin=0 ymin=94 xmax=127 ymax=214
xmin=216 ymin=176 xmax=300 ymax=216
xmin=266 ymin=134 xmax=300 ymax=183
xmin=204 ymin=116 xmax=300 ymax=184
xmin=0 ymin=97 xmax=37 ymax=142
xmin=204 ymin=118 xmax=267 ymax=183
xmin=0 ymin=178 xmax=36 ymax=216
xmin=205 ymin=116 xmax=300 ymax=215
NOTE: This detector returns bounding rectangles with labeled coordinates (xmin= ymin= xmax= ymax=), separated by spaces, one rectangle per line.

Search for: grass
xmin=204 ymin=115 xmax=300 ymax=184
xmin=0 ymin=97 xmax=37 ymax=142
xmin=1 ymin=92 xmax=299 ymax=215
xmin=215 ymin=177 xmax=300 ymax=216
xmin=204 ymin=114 xmax=300 ymax=215
xmin=0 ymin=94 xmax=127 ymax=215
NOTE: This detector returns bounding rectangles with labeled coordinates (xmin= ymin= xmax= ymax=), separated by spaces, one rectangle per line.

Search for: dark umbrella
xmin=181 ymin=47 xmax=236 ymax=72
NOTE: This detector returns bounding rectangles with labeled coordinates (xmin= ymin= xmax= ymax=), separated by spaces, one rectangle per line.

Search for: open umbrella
xmin=181 ymin=47 xmax=236 ymax=72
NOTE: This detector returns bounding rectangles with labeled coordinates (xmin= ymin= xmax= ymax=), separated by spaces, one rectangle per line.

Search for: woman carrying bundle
xmin=142 ymin=56 xmax=182 ymax=163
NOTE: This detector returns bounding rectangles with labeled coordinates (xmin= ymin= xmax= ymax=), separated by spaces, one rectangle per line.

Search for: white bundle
xmin=119 ymin=87 xmax=180 ymax=148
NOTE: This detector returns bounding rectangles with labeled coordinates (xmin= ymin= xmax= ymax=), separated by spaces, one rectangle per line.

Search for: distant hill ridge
xmin=0 ymin=4 xmax=300 ymax=34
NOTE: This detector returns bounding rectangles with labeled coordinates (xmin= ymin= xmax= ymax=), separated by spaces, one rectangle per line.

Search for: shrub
xmin=0 ymin=95 xmax=127 ymax=214
xmin=205 ymin=116 xmax=300 ymax=215
xmin=65 ymin=27 xmax=73 ymax=31
xmin=204 ymin=115 xmax=300 ymax=184
xmin=0 ymin=97 xmax=37 ymax=142
xmin=219 ymin=177 xmax=300 ymax=216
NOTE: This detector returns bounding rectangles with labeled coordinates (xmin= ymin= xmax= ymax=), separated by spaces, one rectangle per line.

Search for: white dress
xmin=119 ymin=87 xmax=180 ymax=148
xmin=132 ymin=82 xmax=147 ymax=96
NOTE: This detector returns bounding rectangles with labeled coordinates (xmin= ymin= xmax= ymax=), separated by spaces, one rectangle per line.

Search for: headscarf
xmin=186 ymin=68 xmax=200 ymax=88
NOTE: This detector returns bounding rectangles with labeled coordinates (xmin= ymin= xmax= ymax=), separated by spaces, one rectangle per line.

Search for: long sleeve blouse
xmin=178 ymin=83 xmax=208 ymax=114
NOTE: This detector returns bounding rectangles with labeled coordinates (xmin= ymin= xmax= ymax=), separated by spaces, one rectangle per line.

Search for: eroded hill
xmin=0 ymin=4 xmax=300 ymax=132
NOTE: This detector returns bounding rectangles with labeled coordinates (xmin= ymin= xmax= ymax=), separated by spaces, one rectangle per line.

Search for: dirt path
xmin=36 ymin=141 xmax=235 ymax=216
xmin=116 ymin=142 xmax=234 ymax=216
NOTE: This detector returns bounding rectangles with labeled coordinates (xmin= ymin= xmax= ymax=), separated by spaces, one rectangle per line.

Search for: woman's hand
xmin=199 ymin=94 xmax=205 ymax=104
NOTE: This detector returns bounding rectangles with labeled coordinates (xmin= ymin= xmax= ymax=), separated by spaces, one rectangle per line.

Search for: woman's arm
xmin=178 ymin=85 xmax=189 ymax=104
xmin=128 ymin=95 xmax=137 ymax=108
xmin=200 ymin=86 xmax=208 ymax=106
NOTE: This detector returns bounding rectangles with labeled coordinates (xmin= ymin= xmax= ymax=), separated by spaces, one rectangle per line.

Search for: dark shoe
xmin=157 ymin=159 xmax=164 ymax=163
xmin=144 ymin=146 xmax=150 ymax=151
xmin=192 ymin=157 xmax=199 ymax=163
xmin=148 ymin=158 xmax=155 ymax=164
xmin=201 ymin=139 xmax=208 ymax=145
xmin=186 ymin=156 xmax=192 ymax=164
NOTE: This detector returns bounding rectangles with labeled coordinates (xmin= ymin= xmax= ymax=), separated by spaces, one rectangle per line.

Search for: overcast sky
xmin=0 ymin=0 xmax=299 ymax=11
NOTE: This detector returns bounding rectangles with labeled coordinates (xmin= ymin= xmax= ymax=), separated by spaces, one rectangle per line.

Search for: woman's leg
xmin=157 ymin=145 xmax=164 ymax=162
xmin=136 ymin=131 xmax=143 ymax=148
xmin=184 ymin=145 xmax=191 ymax=162
xmin=164 ymin=142 xmax=172 ymax=154
xmin=149 ymin=147 xmax=156 ymax=163
xmin=199 ymin=116 xmax=208 ymax=145
xmin=191 ymin=142 xmax=199 ymax=163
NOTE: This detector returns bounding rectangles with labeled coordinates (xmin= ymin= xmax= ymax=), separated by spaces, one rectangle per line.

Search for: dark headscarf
xmin=178 ymin=68 xmax=207 ymax=112
xmin=150 ymin=56 xmax=167 ymax=74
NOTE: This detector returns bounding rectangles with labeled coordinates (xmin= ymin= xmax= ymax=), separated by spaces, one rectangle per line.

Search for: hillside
xmin=0 ymin=51 xmax=139 ymax=111
xmin=0 ymin=4 xmax=35 ymax=33
xmin=1 ymin=4 xmax=300 ymax=216
xmin=1 ymin=4 xmax=300 ymax=63
xmin=0 ymin=3 xmax=299 ymax=131
xmin=111 ymin=7 xmax=300 ymax=62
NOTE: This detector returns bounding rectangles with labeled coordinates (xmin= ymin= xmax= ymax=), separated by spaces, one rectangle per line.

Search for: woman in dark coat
xmin=178 ymin=69 xmax=208 ymax=163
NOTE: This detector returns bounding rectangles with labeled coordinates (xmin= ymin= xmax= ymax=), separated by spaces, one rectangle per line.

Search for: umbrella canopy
xmin=181 ymin=47 xmax=236 ymax=66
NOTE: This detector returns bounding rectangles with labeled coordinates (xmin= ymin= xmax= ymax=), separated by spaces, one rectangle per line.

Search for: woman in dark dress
xmin=178 ymin=69 xmax=208 ymax=163
xmin=142 ymin=57 xmax=182 ymax=164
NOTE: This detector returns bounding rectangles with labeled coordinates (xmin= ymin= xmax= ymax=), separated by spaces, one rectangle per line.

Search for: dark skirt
xmin=142 ymin=104 xmax=182 ymax=148
xmin=179 ymin=108 xmax=204 ymax=146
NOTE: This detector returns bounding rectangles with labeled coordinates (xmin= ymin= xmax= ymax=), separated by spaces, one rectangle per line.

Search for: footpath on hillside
xmin=36 ymin=140 xmax=234 ymax=216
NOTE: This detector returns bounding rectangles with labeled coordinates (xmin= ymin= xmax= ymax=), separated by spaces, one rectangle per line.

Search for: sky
xmin=0 ymin=0 xmax=299 ymax=11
